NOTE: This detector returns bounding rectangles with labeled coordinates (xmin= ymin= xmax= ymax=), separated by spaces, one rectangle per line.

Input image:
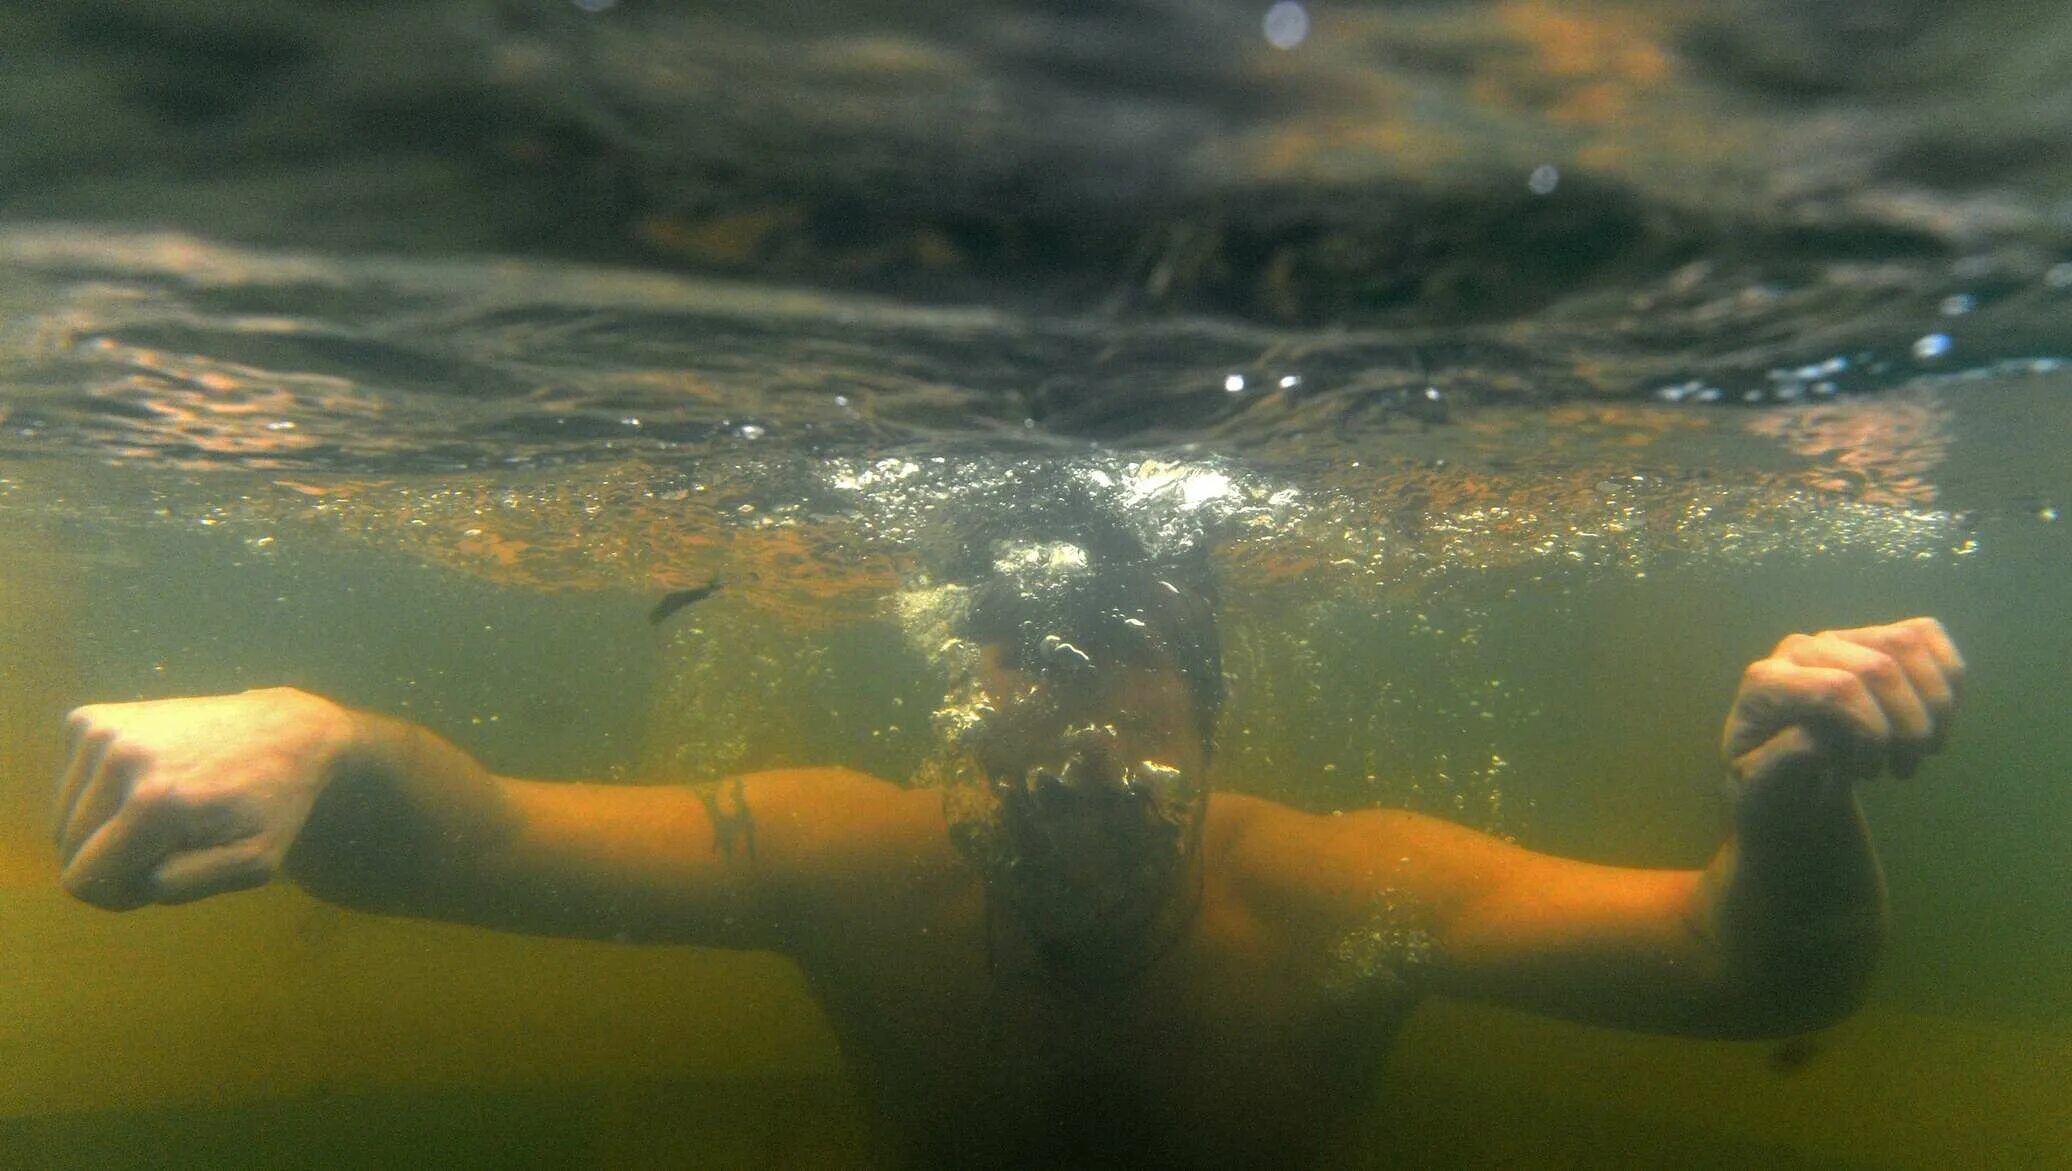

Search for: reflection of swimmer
xmin=52 ymin=548 xmax=1964 ymax=1168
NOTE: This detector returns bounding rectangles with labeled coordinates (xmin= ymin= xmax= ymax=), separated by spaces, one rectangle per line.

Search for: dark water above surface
xmin=2 ymin=1 xmax=2070 ymax=1167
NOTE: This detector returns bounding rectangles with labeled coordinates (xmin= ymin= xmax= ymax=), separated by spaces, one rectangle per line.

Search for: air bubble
xmin=1262 ymin=1 xmax=1309 ymax=50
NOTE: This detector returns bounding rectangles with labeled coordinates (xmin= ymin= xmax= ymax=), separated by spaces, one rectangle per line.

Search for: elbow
xmin=1718 ymin=968 xmax=1874 ymax=1039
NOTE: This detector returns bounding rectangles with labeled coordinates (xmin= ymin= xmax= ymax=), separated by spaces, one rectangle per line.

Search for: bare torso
xmin=787 ymin=788 xmax=1430 ymax=1168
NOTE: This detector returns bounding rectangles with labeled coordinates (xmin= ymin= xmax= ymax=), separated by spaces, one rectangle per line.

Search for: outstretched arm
xmin=1317 ymin=618 xmax=1962 ymax=1037
xmin=52 ymin=688 xmax=912 ymax=950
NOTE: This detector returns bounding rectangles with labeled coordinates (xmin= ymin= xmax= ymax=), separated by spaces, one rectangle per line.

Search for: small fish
xmin=648 ymin=578 xmax=722 ymax=625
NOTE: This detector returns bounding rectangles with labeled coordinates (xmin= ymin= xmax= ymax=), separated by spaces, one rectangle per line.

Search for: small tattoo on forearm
xmin=697 ymin=777 xmax=758 ymax=864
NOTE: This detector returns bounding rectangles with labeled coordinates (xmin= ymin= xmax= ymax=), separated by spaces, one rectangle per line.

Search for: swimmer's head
xmin=959 ymin=542 xmax=1223 ymax=759
xmin=934 ymin=529 xmax=1222 ymax=966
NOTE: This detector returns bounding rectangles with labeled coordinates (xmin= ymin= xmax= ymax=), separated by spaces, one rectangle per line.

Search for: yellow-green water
xmin=1 ymin=458 xmax=2066 ymax=1168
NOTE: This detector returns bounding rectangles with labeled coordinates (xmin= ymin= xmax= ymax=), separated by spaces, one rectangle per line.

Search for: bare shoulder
xmin=720 ymin=764 xmax=919 ymax=810
xmin=1209 ymin=793 xmax=1446 ymax=866
xmin=1206 ymin=794 xmax=1369 ymax=901
xmin=1208 ymin=792 xmax=1516 ymax=916
xmin=720 ymin=765 xmax=958 ymax=889
xmin=722 ymin=766 xmax=942 ymax=847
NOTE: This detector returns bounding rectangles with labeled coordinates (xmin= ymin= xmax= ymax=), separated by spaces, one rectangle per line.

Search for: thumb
xmin=1731 ymin=723 xmax=1816 ymax=788
xmin=1730 ymin=725 xmax=1854 ymax=808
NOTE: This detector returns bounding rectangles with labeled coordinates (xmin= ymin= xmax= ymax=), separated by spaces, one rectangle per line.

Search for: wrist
xmin=1727 ymin=752 xmax=1856 ymax=834
xmin=1720 ymin=773 xmax=1884 ymax=920
xmin=284 ymin=706 xmax=441 ymax=908
xmin=320 ymin=701 xmax=425 ymax=792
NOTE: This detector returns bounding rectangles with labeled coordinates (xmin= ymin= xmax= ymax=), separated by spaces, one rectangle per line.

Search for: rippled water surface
xmin=2 ymin=225 xmax=2060 ymax=600
xmin=2 ymin=1 xmax=2070 ymax=1167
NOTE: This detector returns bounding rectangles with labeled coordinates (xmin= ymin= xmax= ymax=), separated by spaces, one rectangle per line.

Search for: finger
xmin=149 ymin=842 xmax=273 ymax=905
xmin=1777 ymin=635 xmax=1931 ymax=777
xmin=1830 ymin=625 xmax=1957 ymax=752
xmin=57 ymin=749 xmax=141 ymax=866
xmin=62 ymin=706 xmax=95 ymax=758
xmin=52 ymin=730 xmax=112 ymax=846
xmin=1841 ymin=616 xmax=1967 ymax=709
xmin=60 ymin=807 xmax=178 ymax=912
xmin=1734 ymin=660 xmax=1892 ymax=782
xmin=1895 ymin=617 xmax=1966 ymax=692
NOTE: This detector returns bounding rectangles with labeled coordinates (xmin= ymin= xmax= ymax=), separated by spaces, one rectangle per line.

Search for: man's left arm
xmin=1333 ymin=618 xmax=1962 ymax=1038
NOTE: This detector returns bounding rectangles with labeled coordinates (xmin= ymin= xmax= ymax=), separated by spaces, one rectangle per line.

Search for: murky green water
xmin=3 ymin=1 xmax=2070 ymax=1167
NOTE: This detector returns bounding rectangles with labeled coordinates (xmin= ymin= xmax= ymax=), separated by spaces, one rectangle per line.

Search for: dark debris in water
xmin=1766 ymin=1034 xmax=1827 ymax=1075
xmin=648 ymin=578 xmax=723 ymax=626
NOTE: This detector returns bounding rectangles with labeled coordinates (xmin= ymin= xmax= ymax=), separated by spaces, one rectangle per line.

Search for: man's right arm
xmin=53 ymin=687 xmax=904 ymax=950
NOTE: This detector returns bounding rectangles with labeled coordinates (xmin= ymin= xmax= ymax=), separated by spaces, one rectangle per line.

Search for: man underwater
xmin=51 ymin=533 xmax=1965 ymax=1168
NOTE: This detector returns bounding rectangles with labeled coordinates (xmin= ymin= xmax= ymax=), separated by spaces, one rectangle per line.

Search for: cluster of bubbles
xmin=1656 ymin=354 xmax=1865 ymax=405
xmin=822 ymin=451 xmax=1299 ymax=578
xmin=1319 ymin=890 xmax=1435 ymax=1002
xmin=1646 ymin=253 xmax=2072 ymax=409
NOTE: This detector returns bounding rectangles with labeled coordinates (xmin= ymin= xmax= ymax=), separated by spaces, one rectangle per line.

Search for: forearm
xmin=1695 ymin=780 xmax=1888 ymax=1033
xmin=54 ymin=688 xmax=811 ymax=943
xmin=282 ymin=708 xmax=792 ymax=946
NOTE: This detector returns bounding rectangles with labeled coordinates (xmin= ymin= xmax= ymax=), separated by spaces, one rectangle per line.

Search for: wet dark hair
xmin=946 ymin=483 xmax=1224 ymax=757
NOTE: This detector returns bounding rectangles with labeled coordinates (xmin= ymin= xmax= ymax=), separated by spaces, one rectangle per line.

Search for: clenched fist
xmin=54 ymin=688 xmax=357 ymax=910
xmin=1723 ymin=617 xmax=1964 ymax=805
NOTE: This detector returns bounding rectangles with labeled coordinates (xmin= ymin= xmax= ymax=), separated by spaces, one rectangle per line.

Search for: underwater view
xmin=2 ymin=1 xmax=2069 ymax=1167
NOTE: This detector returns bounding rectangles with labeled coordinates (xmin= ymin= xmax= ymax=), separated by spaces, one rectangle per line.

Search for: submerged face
xmin=952 ymin=643 xmax=1211 ymax=957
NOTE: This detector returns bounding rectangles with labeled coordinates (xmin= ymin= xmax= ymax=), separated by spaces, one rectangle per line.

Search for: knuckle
xmin=1907 ymin=616 xmax=1958 ymax=657
xmin=1811 ymin=671 xmax=1859 ymax=704
xmin=130 ymin=779 xmax=192 ymax=816
xmin=1743 ymin=659 xmax=1786 ymax=686
xmin=1860 ymin=653 xmax=1903 ymax=687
